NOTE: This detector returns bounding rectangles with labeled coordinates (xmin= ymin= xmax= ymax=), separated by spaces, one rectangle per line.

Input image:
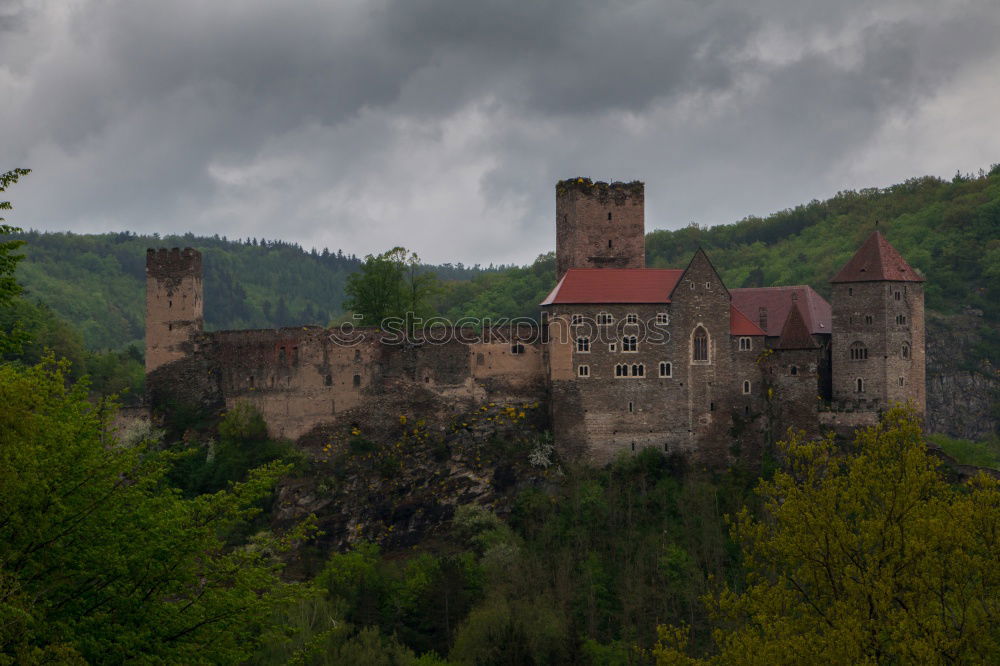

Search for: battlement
xmin=146 ymin=247 xmax=202 ymax=278
xmin=556 ymin=178 xmax=644 ymax=203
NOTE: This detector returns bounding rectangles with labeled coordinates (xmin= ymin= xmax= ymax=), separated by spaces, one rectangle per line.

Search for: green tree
xmin=0 ymin=360 xmax=310 ymax=664
xmin=343 ymin=247 xmax=439 ymax=326
xmin=655 ymin=408 xmax=1000 ymax=664
xmin=0 ymin=169 xmax=30 ymax=353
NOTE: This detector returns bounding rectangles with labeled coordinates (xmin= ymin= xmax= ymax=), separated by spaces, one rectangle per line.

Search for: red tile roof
xmin=540 ymin=268 xmax=684 ymax=305
xmin=831 ymin=230 xmax=924 ymax=283
xmin=775 ymin=302 xmax=819 ymax=349
xmin=730 ymin=286 xmax=831 ymax=337
xmin=730 ymin=305 xmax=766 ymax=336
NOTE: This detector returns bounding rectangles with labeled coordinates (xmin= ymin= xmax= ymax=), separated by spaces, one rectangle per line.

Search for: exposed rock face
xmin=272 ymin=400 xmax=555 ymax=567
xmin=925 ymin=310 xmax=998 ymax=440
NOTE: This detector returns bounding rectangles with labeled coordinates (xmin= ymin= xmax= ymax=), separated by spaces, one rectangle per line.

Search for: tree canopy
xmin=0 ymin=360 xmax=310 ymax=663
xmin=655 ymin=408 xmax=1000 ymax=664
xmin=343 ymin=247 xmax=440 ymax=327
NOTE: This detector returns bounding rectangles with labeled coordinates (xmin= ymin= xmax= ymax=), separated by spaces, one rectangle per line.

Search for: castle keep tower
xmin=830 ymin=231 xmax=925 ymax=413
xmin=145 ymin=248 xmax=203 ymax=373
xmin=556 ymin=178 xmax=645 ymax=279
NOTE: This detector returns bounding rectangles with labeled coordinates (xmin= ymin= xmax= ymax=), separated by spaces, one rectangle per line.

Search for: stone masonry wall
xmin=555 ymin=179 xmax=645 ymax=278
xmin=145 ymin=248 xmax=203 ymax=373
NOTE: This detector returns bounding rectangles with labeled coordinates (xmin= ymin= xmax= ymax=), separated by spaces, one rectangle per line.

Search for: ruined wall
xmin=145 ymin=248 xmax=203 ymax=373
xmin=149 ymin=324 xmax=548 ymax=442
xmin=556 ymin=179 xmax=645 ymax=279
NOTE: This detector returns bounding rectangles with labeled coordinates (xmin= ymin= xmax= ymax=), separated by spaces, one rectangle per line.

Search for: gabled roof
xmin=830 ymin=230 xmax=924 ymax=283
xmin=730 ymin=286 xmax=831 ymax=337
xmin=774 ymin=302 xmax=819 ymax=349
xmin=730 ymin=305 xmax=766 ymax=336
xmin=540 ymin=268 xmax=684 ymax=305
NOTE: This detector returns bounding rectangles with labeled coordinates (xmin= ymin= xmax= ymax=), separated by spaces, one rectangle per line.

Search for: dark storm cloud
xmin=3 ymin=0 xmax=999 ymax=264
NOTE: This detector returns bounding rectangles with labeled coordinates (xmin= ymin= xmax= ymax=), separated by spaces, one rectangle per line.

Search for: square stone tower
xmin=145 ymin=248 xmax=203 ymax=373
xmin=830 ymin=231 xmax=925 ymax=413
xmin=556 ymin=178 xmax=645 ymax=279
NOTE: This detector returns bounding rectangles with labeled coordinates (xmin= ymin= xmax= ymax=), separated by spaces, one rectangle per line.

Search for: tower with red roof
xmin=830 ymin=230 xmax=925 ymax=414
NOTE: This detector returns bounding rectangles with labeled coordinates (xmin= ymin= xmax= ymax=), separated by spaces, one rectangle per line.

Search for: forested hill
xmin=11 ymin=232 xmax=504 ymax=350
xmin=11 ymin=166 xmax=1000 ymax=354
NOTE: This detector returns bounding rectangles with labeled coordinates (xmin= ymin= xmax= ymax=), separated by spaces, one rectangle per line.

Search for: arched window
xmin=693 ymin=327 xmax=709 ymax=362
xmin=901 ymin=343 xmax=910 ymax=360
xmin=856 ymin=377 xmax=865 ymax=393
xmin=850 ymin=342 xmax=868 ymax=361
xmin=742 ymin=380 xmax=751 ymax=394
xmin=632 ymin=364 xmax=644 ymax=377
xmin=615 ymin=364 xmax=626 ymax=377
xmin=738 ymin=337 xmax=752 ymax=351
xmin=790 ymin=365 xmax=798 ymax=376
xmin=659 ymin=361 xmax=672 ymax=378
xmin=578 ymin=365 xmax=590 ymax=377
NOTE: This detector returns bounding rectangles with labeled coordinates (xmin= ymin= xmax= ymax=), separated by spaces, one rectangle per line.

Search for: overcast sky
xmin=3 ymin=0 xmax=999 ymax=265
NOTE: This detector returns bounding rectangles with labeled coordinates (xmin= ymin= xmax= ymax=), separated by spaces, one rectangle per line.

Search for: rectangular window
xmin=576 ymin=337 xmax=590 ymax=353
xmin=511 ymin=343 xmax=525 ymax=355
xmin=597 ymin=312 xmax=614 ymax=325
xmin=571 ymin=314 xmax=583 ymax=324
xmin=656 ymin=313 xmax=669 ymax=325
xmin=623 ymin=336 xmax=638 ymax=352
xmin=578 ymin=365 xmax=590 ymax=377
xmin=865 ymin=315 xmax=873 ymax=325
xmin=609 ymin=342 xmax=617 ymax=352
xmin=626 ymin=313 xmax=638 ymax=324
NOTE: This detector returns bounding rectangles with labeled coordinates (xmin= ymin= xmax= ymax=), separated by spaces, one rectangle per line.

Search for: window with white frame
xmin=626 ymin=313 xmax=638 ymax=324
xmin=597 ymin=312 xmax=614 ymax=325
xmin=609 ymin=342 xmax=617 ymax=352
xmin=578 ymin=365 xmax=590 ymax=377
xmin=656 ymin=312 xmax=669 ymax=325
xmin=659 ymin=361 xmax=672 ymax=377
xmin=738 ymin=336 xmax=752 ymax=351
xmin=576 ymin=336 xmax=590 ymax=353
xmin=571 ymin=314 xmax=583 ymax=324
xmin=742 ymin=380 xmax=751 ymax=394
xmin=622 ymin=335 xmax=638 ymax=352
xmin=856 ymin=377 xmax=865 ymax=393
xmin=615 ymin=363 xmax=645 ymax=378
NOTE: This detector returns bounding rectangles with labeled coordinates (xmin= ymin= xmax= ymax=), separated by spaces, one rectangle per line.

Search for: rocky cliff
xmin=925 ymin=309 xmax=998 ymax=440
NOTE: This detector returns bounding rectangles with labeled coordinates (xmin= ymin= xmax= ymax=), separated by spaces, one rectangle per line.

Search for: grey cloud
xmin=2 ymin=0 xmax=999 ymax=265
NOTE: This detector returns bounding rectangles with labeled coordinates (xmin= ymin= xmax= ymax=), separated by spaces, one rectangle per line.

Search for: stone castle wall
xmin=556 ymin=179 xmax=645 ymax=279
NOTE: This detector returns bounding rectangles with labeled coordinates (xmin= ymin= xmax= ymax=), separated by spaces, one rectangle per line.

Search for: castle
xmin=146 ymin=178 xmax=925 ymax=464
